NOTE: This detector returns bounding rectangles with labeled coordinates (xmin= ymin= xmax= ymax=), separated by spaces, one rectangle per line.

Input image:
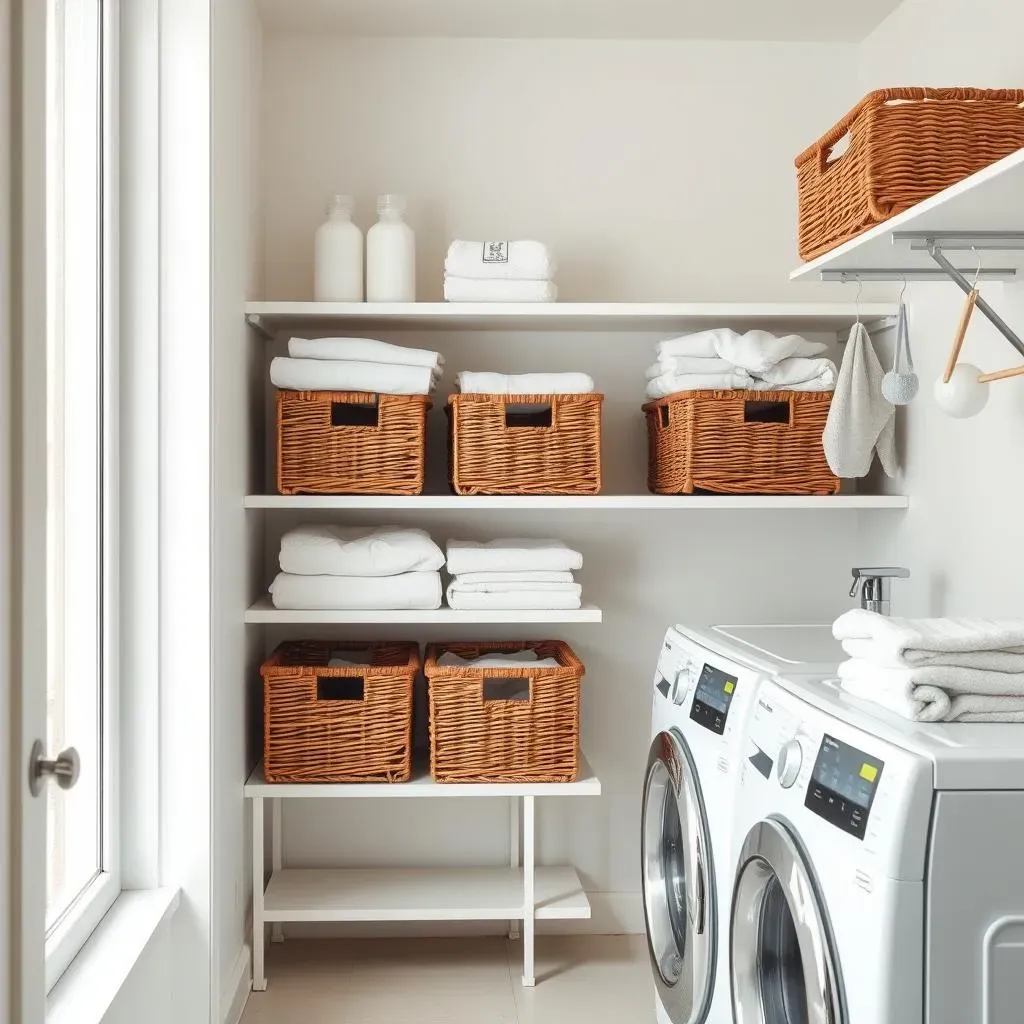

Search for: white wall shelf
xmin=245 ymin=493 xmax=909 ymax=510
xmin=245 ymin=300 xmax=897 ymax=335
xmin=244 ymin=598 xmax=603 ymax=624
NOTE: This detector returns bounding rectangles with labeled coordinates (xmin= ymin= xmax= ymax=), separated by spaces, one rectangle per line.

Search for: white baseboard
xmin=220 ymin=943 xmax=251 ymax=1024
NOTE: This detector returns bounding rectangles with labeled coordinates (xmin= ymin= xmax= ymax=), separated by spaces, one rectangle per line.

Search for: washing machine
xmin=643 ymin=624 xmax=844 ymax=1024
xmin=729 ymin=673 xmax=1024 ymax=1024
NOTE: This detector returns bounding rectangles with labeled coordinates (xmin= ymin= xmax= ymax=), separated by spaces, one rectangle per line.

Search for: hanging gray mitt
xmin=822 ymin=321 xmax=897 ymax=478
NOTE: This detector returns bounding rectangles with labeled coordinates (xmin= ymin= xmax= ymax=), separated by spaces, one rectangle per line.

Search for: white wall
xmin=856 ymin=0 xmax=1024 ymax=616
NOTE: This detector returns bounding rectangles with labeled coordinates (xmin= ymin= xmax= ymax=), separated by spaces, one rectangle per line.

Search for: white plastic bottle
xmin=314 ymin=194 xmax=363 ymax=301
xmin=366 ymin=194 xmax=416 ymax=302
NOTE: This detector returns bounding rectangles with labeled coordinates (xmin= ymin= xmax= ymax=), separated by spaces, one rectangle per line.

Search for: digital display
xmin=804 ymin=734 xmax=884 ymax=839
xmin=689 ymin=663 xmax=738 ymax=735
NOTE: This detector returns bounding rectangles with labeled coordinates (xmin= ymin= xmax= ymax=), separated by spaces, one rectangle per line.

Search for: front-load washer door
xmin=730 ymin=817 xmax=845 ymax=1024
xmin=642 ymin=729 xmax=716 ymax=1024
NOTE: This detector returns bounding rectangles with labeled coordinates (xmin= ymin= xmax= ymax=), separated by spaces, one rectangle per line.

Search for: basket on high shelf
xmin=276 ymin=390 xmax=431 ymax=495
xmin=796 ymin=87 xmax=1024 ymax=262
xmin=643 ymin=389 xmax=840 ymax=496
xmin=260 ymin=641 xmax=420 ymax=783
xmin=446 ymin=393 xmax=603 ymax=495
xmin=424 ymin=641 xmax=584 ymax=784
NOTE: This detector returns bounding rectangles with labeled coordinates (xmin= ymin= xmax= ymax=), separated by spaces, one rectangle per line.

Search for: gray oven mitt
xmin=822 ymin=321 xmax=897 ymax=478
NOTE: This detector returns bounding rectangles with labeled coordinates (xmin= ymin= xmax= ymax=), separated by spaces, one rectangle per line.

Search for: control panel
xmin=804 ymin=734 xmax=884 ymax=840
xmin=688 ymin=662 xmax=739 ymax=735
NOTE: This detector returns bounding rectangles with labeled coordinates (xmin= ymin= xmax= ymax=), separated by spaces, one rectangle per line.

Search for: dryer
xmin=643 ymin=625 xmax=843 ymax=1024
xmin=729 ymin=674 xmax=1024 ymax=1024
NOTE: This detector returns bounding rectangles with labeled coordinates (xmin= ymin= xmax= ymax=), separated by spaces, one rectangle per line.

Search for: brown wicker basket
xmin=643 ymin=389 xmax=840 ymax=496
xmin=424 ymin=641 xmax=584 ymax=783
xmin=261 ymin=640 xmax=420 ymax=783
xmin=447 ymin=393 xmax=603 ymax=495
xmin=276 ymin=390 xmax=431 ymax=495
xmin=796 ymin=88 xmax=1024 ymax=261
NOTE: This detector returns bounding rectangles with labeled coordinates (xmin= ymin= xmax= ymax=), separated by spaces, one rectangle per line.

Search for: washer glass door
xmin=642 ymin=729 xmax=716 ymax=1024
xmin=730 ymin=817 xmax=844 ymax=1024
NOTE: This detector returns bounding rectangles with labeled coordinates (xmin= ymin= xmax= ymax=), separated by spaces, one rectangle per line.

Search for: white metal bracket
xmin=246 ymin=313 xmax=276 ymax=341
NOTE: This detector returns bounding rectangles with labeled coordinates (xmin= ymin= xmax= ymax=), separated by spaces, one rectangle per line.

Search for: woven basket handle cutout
xmin=331 ymin=396 xmax=380 ymax=428
xmin=316 ymin=675 xmax=365 ymax=702
xmin=503 ymin=402 xmax=554 ymax=430
xmin=742 ymin=399 xmax=793 ymax=426
xmin=482 ymin=677 xmax=533 ymax=703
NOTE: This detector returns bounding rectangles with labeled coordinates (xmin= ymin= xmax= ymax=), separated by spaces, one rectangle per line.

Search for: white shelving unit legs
xmin=252 ymin=796 xmax=266 ymax=992
xmin=271 ymin=799 xmax=284 ymax=945
xmin=522 ymin=796 xmax=536 ymax=988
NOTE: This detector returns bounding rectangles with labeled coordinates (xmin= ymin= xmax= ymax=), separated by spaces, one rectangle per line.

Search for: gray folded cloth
xmin=822 ymin=321 xmax=897 ymax=478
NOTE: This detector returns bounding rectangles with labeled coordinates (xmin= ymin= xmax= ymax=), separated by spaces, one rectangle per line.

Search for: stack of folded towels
xmin=443 ymin=240 xmax=557 ymax=304
xmin=834 ymin=609 xmax=1024 ymax=722
xmin=445 ymin=539 xmax=584 ymax=611
xmin=270 ymin=336 xmax=443 ymax=395
xmin=455 ymin=370 xmax=595 ymax=395
xmin=269 ymin=525 xmax=444 ymax=610
xmin=645 ymin=328 xmax=838 ymax=400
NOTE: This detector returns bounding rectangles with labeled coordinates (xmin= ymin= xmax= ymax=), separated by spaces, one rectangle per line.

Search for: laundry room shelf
xmin=245 ymin=300 xmax=896 ymax=335
xmin=244 ymin=597 xmax=603 ymax=624
xmin=244 ymin=493 xmax=909 ymax=510
xmin=261 ymin=866 xmax=591 ymax=923
xmin=244 ymin=756 xmax=602 ymax=798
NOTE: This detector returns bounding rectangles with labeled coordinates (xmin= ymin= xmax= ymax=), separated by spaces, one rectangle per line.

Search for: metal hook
xmin=973 ymin=247 xmax=983 ymax=290
xmin=854 ymin=277 xmax=862 ymax=324
xmin=898 ymin=276 xmax=908 ymax=305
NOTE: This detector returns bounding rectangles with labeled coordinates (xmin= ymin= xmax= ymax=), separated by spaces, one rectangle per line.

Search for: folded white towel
xmin=834 ymin=610 xmax=1024 ymax=670
xmin=437 ymin=649 xmax=560 ymax=669
xmin=645 ymin=371 xmax=754 ymax=400
xmin=753 ymin=356 xmax=837 ymax=391
xmin=453 ymin=570 xmax=575 ymax=585
xmin=270 ymin=357 xmax=435 ymax=395
xmin=456 ymin=371 xmax=595 ymax=395
xmin=838 ymin=658 xmax=1024 ymax=722
xmin=444 ymin=277 xmax=558 ymax=303
xmin=823 ymin=321 xmax=897 ymax=478
xmin=446 ymin=539 xmax=583 ymax=575
xmin=444 ymin=240 xmax=556 ymax=282
xmin=655 ymin=329 xmax=827 ymax=372
xmin=269 ymin=571 xmax=442 ymax=610
xmin=447 ymin=589 xmax=583 ymax=611
xmin=279 ymin=525 xmax=444 ymax=577
xmin=655 ymin=329 xmax=732 ymax=360
xmin=288 ymin=336 xmax=443 ymax=372
xmin=645 ymin=357 xmax=736 ymax=380
xmin=448 ymin=579 xmax=581 ymax=596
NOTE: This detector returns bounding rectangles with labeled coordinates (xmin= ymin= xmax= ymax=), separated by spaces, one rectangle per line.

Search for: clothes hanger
xmin=942 ymin=250 xmax=981 ymax=384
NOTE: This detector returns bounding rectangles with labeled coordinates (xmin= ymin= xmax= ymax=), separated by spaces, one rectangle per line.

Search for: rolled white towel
xmin=270 ymin=357 xmax=436 ymax=395
xmin=269 ymin=571 xmax=442 ymax=610
xmin=279 ymin=525 xmax=444 ymax=577
xmin=654 ymin=329 xmax=828 ymax=372
xmin=645 ymin=357 xmax=736 ymax=380
xmin=645 ymin=371 xmax=754 ymax=400
xmin=446 ymin=589 xmax=583 ymax=612
xmin=457 ymin=370 xmax=595 ymax=395
xmin=444 ymin=240 xmax=556 ymax=281
xmin=446 ymin=538 xmax=583 ymax=575
xmin=444 ymin=277 xmax=558 ymax=303
xmin=752 ymin=356 xmax=837 ymax=391
xmin=288 ymin=336 xmax=443 ymax=372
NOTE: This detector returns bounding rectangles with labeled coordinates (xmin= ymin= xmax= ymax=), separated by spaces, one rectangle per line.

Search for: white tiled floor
xmin=240 ymin=935 xmax=653 ymax=1024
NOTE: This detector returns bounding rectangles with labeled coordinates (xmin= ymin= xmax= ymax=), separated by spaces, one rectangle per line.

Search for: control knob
xmin=776 ymin=738 xmax=803 ymax=789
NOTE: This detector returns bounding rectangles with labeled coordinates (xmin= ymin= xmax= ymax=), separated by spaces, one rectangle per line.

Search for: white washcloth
xmin=837 ymin=658 xmax=1024 ymax=722
xmin=270 ymin=357 xmax=435 ymax=395
xmin=456 ymin=371 xmax=595 ymax=395
xmin=822 ymin=321 xmax=897 ymax=478
xmin=753 ymin=356 xmax=837 ymax=391
xmin=288 ymin=336 xmax=443 ymax=372
xmin=645 ymin=371 xmax=753 ymax=400
xmin=453 ymin=571 xmax=575 ymax=585
xmin=444 ymin=277 xmax=558 ymax=303
xmin=446 ymin=539 xmax=583 ymax=575
xmin=436 ymin=650 xmax=560 ymax=669
xmin=655 ymin=329 xmax=827 ymax=370
xmin=447 ymin=589 xmax=583 ymax=611
xmin=645 ymin=357 xmax=736 ymax=380
xmin=269 ymin=571 xmax=442 ymax=610
xmin=834 ymin=610 xmax=1024 ymax=670
xmin=449 ymin=579 xmax=581 ymax=596
xmin=444 ymin=240 xmax=556 ymax=282
xmin=279 ymin=525 xmax=444 ymax=577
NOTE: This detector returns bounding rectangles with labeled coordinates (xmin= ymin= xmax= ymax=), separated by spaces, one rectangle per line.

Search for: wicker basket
xmin=424 ymin=641 xmax=584 ymax=783
xmin=796 ymin=88 xmax=1024 ymax=261
xmin=447 ymin=393 xmax=603 ymax=495
xmin=643 ymin=389 xmax=840 ymax=496
xmin=276 ymin=390 xmax=431 ymax=495
xmin=261 ymin=640 xmax=420 ymax=783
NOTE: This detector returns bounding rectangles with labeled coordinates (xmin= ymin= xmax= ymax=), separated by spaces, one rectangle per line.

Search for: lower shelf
xmin=263 ymin=866 xmax=591 ymax=923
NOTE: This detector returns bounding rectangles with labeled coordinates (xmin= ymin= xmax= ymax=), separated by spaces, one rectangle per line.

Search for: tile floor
xmin=240 ymin=934 xmax=653 ymax=1024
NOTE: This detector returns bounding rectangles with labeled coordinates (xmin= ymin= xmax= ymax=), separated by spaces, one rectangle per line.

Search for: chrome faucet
xmin=850 ymin=567 xmax=910 ymax=616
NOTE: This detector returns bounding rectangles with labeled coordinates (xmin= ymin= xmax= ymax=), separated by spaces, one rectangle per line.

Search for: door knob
xmin=28 ymin=740 xmax=81 ymax=797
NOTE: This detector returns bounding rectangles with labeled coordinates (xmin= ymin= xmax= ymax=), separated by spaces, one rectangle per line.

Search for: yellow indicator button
xmin=724 ymin=681 xmax=736 ymax=694
xmin=859 ymin=763 xmax=878 ymax=783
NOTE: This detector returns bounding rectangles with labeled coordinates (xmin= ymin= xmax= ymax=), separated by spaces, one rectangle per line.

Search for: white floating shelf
xmin=245 ymin=597 xmax=602 ymax=624
xmin=262 ymin=866 xmax=591 ymax=923
xmin=244 ymin=757 xmax=601 ymax=798
xmin=245 ymin=300 xmax=896 ymax=335
xmin=791 ymin=147 xmax=1024 ymax=281
xmin=245 ymin=493 xmax=908 ymax=510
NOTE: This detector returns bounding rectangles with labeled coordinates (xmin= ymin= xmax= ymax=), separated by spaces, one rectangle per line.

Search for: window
xmin=43 ymin=0 xmax=118 ymax=987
